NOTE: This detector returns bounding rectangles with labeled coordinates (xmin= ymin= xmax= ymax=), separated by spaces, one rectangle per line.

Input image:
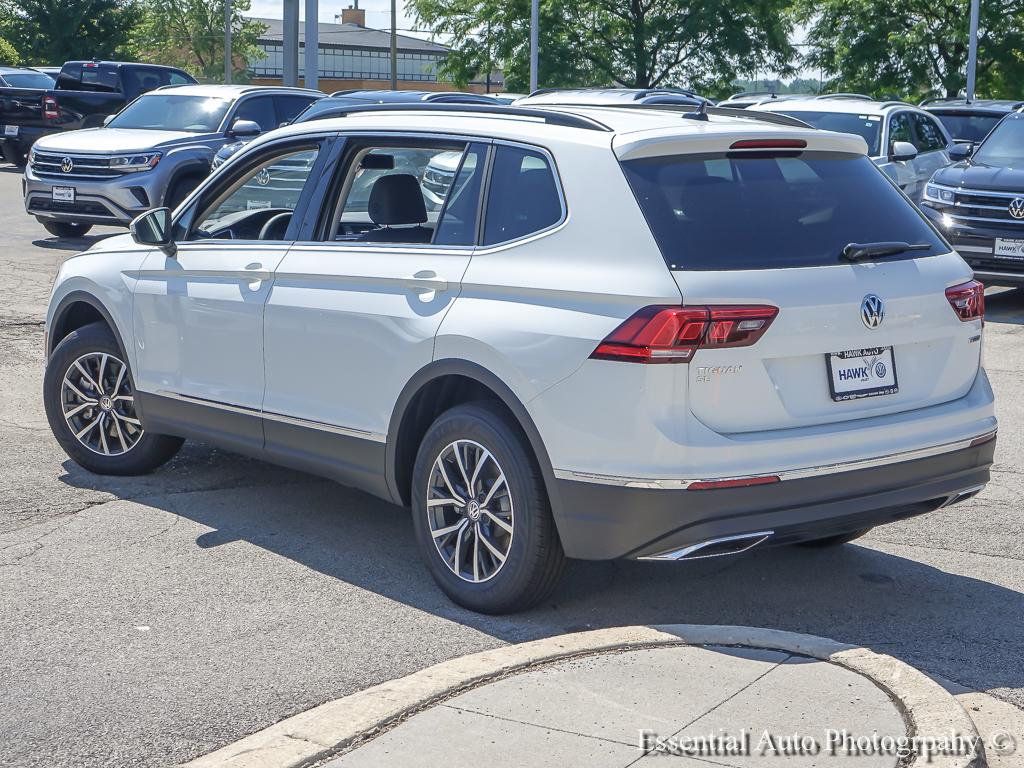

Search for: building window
xmin=251 ymin=41 xmax=444 ymax=82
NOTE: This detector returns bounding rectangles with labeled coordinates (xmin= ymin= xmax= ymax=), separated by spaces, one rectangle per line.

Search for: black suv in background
xmin=922 ymin=111 xmax=1024 ymax=286
xmin=0 ymin=60 xmax=195 ymax=166
xmin=921 ymin=98 xmax=1023 ymax=144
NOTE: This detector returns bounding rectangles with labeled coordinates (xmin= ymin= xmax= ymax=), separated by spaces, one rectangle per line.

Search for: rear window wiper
xmin=841 ymin=241 xmax=933 ymax=261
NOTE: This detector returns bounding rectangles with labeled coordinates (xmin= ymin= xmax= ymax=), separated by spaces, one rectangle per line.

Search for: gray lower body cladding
xmin=553 ymin=437 xmax=996 ymax=560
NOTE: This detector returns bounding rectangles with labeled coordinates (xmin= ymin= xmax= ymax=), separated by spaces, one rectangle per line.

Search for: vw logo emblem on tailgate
xmin=60 ymin=156 xmax=74 ymax=173
xmin=861 ymin=294 xmax=884 ymax=329
xmin=1009 ymin=197 xmax=1024 ymax=219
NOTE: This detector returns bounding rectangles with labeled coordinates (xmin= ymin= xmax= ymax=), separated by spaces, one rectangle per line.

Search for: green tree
xmin=5 ymin=0 xmax=139 ymax=64
xmin=131 ymin=0 xmax=266 ymax=82
xmin=796 ymin=0 xmax=1024 ymax=100
xmin=410 ymin=0 xmax=797 ymax=93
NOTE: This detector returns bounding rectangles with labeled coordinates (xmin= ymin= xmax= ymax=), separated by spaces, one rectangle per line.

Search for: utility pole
xmin=304 ymin=0 xmax=318 ymax=90
xmin=224 ymin=0 xmax=232 ymax=84
xmin=966 ymin=0 xmax=980 ymax=101
xmin=283 ymin=0 xmax=299 ymax=87
xmin=390 ymin=0 xmax=398 ymax=90
xmin=529 ymin=0 xmax=538 ymax=93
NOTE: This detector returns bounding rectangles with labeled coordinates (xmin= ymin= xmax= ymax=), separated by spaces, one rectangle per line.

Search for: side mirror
xmin=890 ymin=140 xmax=918 ymax=162
xmin=130 ymin=207 xmax=176 ymax=257
xmin=949 ymin=142 xmax=974 ymax=161
xmin=102 ymin=114 xmax=114 ymax=127
xmin=227 ymin=118 xmax=261 ymax=138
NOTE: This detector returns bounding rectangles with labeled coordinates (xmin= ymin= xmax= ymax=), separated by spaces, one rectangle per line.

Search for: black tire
xmin=1 ymin=142 xmax=26 ymax=166
xmin=411 ymin=401 xmax=566 ymax=614
xmin=797 ymin=528 xmax=872 ymax=548
xmin=165 ymin=174 xmax=203 ymax=209
xmin=43 ymin=322 xmax=183 ymax=475
xmin=40 ymin=219 xmax=93 ymax=238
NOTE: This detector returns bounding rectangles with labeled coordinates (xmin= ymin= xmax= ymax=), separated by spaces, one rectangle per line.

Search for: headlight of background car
xmin=924 ymin=183 xmax=955 ymax=204
xmin=109 ymin=153 xmax=161 ymax=172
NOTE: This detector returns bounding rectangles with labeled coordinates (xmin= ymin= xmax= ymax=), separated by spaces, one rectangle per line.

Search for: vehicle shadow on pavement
xmin=31 ymin=233 xmax=118 ymax=251
xmin=58 ymin=450 xmax=1024 ymax=704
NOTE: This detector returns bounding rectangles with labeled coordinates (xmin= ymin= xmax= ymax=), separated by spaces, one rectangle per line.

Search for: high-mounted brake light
xmin=945 ymin=280 xmax=985 ymax=322
xmin=590 ymin=305 xmax=779 ymax=364
xmin=729 ymin=138 xmax=807 ymax=150
xmin=42 ymin=95 xmax=59 ymax=121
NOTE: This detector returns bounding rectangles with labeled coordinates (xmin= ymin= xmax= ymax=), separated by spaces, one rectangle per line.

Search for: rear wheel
xmin=43 ymin=322 xmax=183 ymax=475
xmin=410 ymin=402 xmax=566 ymax=614
xmin=40 ymin=219 xmax=93 ymax=238
xmin=798 ymin=528 xmax=872 ymax=548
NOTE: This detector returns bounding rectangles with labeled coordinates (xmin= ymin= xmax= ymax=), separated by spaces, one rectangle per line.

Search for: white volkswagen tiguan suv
xmin=43 ymin=103 xmax=996 ymax=613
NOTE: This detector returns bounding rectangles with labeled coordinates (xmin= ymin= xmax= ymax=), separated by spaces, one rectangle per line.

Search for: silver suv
xmin=23 ymin=84 xmax=321 ymax=237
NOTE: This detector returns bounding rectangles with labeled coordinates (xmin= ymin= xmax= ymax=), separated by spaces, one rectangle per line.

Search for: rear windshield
xmin=621 ymin=152 xmax=946 ymax=271
xmin=773 ymin=111 xmax=881 ymax=155
xmin=934 ymin=112 xmax=1003 ymax=144
xmin=2 ymin=72 xmax=54 ymax=89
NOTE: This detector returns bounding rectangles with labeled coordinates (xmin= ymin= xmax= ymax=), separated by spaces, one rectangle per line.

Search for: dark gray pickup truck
xmin=0 ymin=60 xmax=196 ymax=166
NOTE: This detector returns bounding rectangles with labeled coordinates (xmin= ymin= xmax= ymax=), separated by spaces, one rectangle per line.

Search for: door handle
xmin=403 ymin=271 xmax=449 ymax=292
xmin=242 ymin=262 xmax=272 ymax=281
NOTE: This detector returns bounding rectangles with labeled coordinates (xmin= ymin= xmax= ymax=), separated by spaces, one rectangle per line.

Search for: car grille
xmin=31 ymin=151 xmax=122 ymax=180
xmin=944 ymin=188 xmax=1024 ymax=227
xmin=28 ymin=198 xmax=116 ymax=218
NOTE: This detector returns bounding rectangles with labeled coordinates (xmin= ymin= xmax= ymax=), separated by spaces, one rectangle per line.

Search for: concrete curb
xmin=181 ymin=624 xmax=983 ymax=768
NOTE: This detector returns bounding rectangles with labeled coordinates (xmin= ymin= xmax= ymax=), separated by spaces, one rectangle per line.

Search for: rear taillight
xmin=42 ymin=95 xmax=59 ymax=120
xmin=945 ymin=280 xmax=985 ymax=322
xmin=590 ymin=305 xmax=779 ymax=364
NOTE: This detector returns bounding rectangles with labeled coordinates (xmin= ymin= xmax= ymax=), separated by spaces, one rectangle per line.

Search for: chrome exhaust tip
xmin=940 ymin=484 xmax=986 ymax=508
xmin=638 ymin=530 xmax=774 ymax=561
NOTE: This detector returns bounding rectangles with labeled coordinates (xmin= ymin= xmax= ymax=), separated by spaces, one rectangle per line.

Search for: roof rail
xmin=723 ymin=91 xmax=779 ymax=100
xmin=557 ymin=101 xmax=812 ymax=129
xmin=814 ymin=92 xmax=873 ymax=101
xmin=878 ymin=100 xmax=914 ymax=109
xmin=306 ymin=102 xmax=613 ymax=132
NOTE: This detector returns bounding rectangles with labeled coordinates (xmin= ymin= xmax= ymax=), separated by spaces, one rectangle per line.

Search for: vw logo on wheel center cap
xmin=60 ymin=156 xmax=74 ymax=173
xmin=466 ymin=500 xmax=481 ymax=521
xmin=99 ymin=395 xmax=113 ymax=411
xmin=861 ymin=294 xmax=885 ymax=329
xmin=1009 ymin=198 xmax=1024 ymax=220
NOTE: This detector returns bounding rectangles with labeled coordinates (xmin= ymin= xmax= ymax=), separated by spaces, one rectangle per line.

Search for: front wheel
xmin=43 ymin=322 xmax=183 ymax=475
xmin=40 ymin=219 xmax=93 ymax=238
xmin=410 ymin=402 xmax=566 ymax=614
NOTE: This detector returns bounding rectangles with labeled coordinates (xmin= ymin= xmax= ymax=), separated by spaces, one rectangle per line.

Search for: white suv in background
xmin=43 ymin=103 xmax=996 ymax=613
xmin=752 ymin=95 xmax=953 ymax=202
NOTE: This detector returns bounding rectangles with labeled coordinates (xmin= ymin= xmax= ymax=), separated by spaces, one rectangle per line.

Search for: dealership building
xmin=249 ymin=7 xmax=493 ymax=93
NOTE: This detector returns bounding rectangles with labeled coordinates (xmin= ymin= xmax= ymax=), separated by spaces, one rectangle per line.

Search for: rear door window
xmin=482 ymin=145 xmax=563 ymax=245
xmin=620 ymin=152 xmax=946 ymax=271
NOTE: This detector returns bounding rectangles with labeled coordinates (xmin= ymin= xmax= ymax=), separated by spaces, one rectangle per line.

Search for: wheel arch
xmin=49 ymin=291 xmax=130 ymax=363
xmin=163 ymin=159 xmax=211 ymax=206
xmin=386 ymin=359 xmax=564 ymax=525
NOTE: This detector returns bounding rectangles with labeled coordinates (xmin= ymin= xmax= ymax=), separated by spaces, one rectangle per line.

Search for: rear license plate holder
xmin=826 ymin=346 xmax=898 ymax=402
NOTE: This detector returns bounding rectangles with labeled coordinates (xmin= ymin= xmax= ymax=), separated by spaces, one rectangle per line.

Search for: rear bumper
xmin=553 ymin=434 xmax=995 ymax=560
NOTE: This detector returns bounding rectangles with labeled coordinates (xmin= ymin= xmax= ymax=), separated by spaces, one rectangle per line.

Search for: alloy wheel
xmin=60 ymin=352 xmax=143 ymax=456
xmin=426 ymin=439 xmax=514 ymax=583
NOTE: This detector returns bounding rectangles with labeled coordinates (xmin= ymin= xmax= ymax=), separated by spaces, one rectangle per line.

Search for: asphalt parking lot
xmin=2 ymin=164 xmax=1023 ymax=768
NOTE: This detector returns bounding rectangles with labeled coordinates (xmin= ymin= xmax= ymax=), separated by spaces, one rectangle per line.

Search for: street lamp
xmin=966 ymin=0 xmax=980 ymax=101
xmin=529 ymin=0 xmax=538 ymax=93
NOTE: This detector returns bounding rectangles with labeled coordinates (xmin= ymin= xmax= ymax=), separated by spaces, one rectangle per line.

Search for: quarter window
xmin=482 ymin=146 xmax=562 ymax=245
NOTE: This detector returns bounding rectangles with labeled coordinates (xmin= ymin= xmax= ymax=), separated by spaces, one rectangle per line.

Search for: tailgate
xmin=675 ymin=255 xmax=981 ymax=433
